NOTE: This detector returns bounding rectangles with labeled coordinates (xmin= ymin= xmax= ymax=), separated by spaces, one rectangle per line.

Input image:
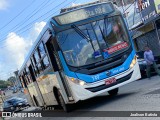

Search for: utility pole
xmin=14 ymin=70 xmax=20 ymax=87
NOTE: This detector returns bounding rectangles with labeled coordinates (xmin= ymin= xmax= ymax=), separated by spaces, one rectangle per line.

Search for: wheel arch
xmin=33 ymin=95 xmax=39 ymax=106
xmin=53 ymin=86 xmax=60 ymax=105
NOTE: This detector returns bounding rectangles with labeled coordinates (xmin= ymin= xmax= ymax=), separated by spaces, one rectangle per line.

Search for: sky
xmin=0 ymin=0 xmax=94 ymax=80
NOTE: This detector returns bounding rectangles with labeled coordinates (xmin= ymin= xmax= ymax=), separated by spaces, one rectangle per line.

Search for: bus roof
xmin=60 ymin=0 xmax=111 ymax=13
xmin=53 ymin=1 xmax=115 ymax=26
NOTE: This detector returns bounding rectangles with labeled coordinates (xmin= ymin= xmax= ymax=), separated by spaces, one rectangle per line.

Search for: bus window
xmin=26 ymin=67 xmax=32 ymax=83
xmin=34 ymin=50 xmax=40 ymax=63
xmin=37 ymin=63 xmax=43 ymax=74
xmin=93 ymin=16 xmax=128 ymax=48
xmin=28 ymin=65 xmax=36 ymax=82
xmin=30 ymin=58 xmax=37 ymax=76
xmin=42 ymin=56 xmax=50 ymax=70
xmin=19 ymin=75 xmax=25 ymax=88
xmin=38 ymin=42 xmax=50 ymax=71
xmin=21 ymin=74 xmax=27 ymax=88
xmin=46 ymin=38 xmax=60 ymax=71
xmin=23 ymin=70 xmax=30 ymax=85
xmin=31 ymin=56 xmax=39 ymax=76
xmin=39 ymin=42 xmax=46 ymax=58
xmin=26 ymin=67 xmax=33 ymax=83
xmin=33 ymin=49 xmax=45 ymax=75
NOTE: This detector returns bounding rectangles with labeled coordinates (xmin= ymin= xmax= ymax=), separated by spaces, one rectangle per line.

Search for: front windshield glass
xmin=57 ymin=16 xmax=129 ymax=67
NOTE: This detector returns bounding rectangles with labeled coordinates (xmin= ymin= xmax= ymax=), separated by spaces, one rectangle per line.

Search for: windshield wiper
xmin=71 ymin=24 xmax=91 ymax=42
xmin=99 ymin=25 xmax=109 ymax=48
xmin=71 ymin=24 xmax=96 ymax=51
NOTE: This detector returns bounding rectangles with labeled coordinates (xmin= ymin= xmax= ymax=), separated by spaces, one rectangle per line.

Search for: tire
xmin=57 ymin=91 xmax=71 ymax=112
xmin=10 ymin=106 xmax=16 ymax=112
xmin=27 ymin=104 xmax=31 ymax=107
xmin=108 ymin=88 xmax=119 ymax=96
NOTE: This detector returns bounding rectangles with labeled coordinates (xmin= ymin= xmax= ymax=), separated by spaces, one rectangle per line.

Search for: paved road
xmin=5 ymin=76 xmax=160 ymax=120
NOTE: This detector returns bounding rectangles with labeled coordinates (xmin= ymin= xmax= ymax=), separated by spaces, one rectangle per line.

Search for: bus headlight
xmin=130 ymin=56 xmax=137 ymax=68
xmin=69 ymin=77 xmax=86 ymax=86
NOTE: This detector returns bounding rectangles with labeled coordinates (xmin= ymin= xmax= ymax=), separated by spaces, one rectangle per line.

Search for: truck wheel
xmin=57 ymin=91 xmax=71 ymax=112
xmin=108 ymin=88 xmax=119 ymax=96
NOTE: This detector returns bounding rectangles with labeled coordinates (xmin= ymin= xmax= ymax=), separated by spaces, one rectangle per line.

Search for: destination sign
xmin=54 ymin=3 xmax=114 ymax=25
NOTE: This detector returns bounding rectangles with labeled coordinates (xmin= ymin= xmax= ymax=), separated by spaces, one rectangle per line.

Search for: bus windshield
xmin=57 ymin=16 xmax=130 ymax=67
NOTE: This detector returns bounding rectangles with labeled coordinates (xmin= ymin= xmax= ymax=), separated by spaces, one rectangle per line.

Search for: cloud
xmin=29 ymin=21 xmax=46 ymax=44
xmin=0 ymin=32 xmax=31 ymax=80
xmin=5 ymin=32 xmax=30 ymax=68
xmin=71 ymin=3 xmax=81 ymax=7
xmin=0 ymin=0 xmax=9 ymax=10
xmin=0 ymin=21 xmax=46 ymax=80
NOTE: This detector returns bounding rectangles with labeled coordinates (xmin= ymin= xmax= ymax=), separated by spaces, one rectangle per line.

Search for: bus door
xmin=45 ymin=36 xmax=74 ymax=102
xmin=28 ymin=65 xmax=45 ymax=106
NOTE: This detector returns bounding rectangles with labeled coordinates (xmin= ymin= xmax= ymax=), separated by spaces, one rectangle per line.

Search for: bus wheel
xmin=108 ymin=88 xmax=119 ymax=96
xmin=57 ymin=91 xmax=71 ymax=112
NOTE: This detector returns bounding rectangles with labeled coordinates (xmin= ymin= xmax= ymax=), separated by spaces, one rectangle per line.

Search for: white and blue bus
xmin=18 ymin=1 xmax=141 ymax=112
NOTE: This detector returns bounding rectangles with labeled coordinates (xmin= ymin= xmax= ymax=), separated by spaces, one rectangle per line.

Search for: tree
xmin=7 ymin=76 xmax=16 ymax=86
xmin=0 ymin=80 xmax=12 ymax=89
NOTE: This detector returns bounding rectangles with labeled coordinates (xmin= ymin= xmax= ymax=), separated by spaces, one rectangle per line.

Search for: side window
xmin=46 ymin=38 xmax=61 ymax=71
xmin=21 ymin=73 xmax=27 ymax=87
xmin=42 ymin=56 xmax=50 ymax=69
xmin=28 ymin=65 xmax=36 ymax=82
xmin=26 ymin=67 xmax=33 ymax=83
xmin=35 ymin=49 xmax=44 ymax=74
xmin=38 ymin=42 xmax=50 ymax=71
xmin=27 ymin=42 xmax=51 ymax=79
xmin=34 ymin=50 xmax=40 ymax=63
xmin=19 ymin=75 xmax=25 ymax=88
xmin=23 ymin=70 xmax=30 ymax=85
xmin=30 ymin=58 xmax=36 ymax=75
xmin=39 ymin=42 xmax=46 ymax=58
xmin=31 ymin=57 xmax=39 ymax=76
xmin=37 ymin=63 xmax=43 ymax=74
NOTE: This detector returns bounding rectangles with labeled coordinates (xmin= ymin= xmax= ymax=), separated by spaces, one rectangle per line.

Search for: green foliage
xmin=0 ymin=80 xmax=12 ymax=89
xmin=8 ymin=76 xmax=16 ymax=83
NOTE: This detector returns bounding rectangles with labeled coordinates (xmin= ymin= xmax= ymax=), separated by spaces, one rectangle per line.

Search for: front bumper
xmin=68 ymin=62 xmax=141 ymax=103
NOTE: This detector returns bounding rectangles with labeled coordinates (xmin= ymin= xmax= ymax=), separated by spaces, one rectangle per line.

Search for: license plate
xmin=105 ymin=78 xmax=116 ymax=85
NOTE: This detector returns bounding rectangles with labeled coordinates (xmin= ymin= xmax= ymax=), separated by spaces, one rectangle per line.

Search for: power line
xmin=0 ymin=0 xmax=77 ymax=48
xmin=0 ymin=0 xmax=51 ymax=42
xmin=13 ymin=0 xmax=67 ymax=34
xmin=11 ymin=0 xmax=52 ymax=34
xmin=0 ymin=0 xmax=35 ymax=32
xmin=0 ymin=0 xmax=68 ymax=44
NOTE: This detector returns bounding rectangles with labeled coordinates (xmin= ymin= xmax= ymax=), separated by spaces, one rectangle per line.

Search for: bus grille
xmin=85 ymin=71 xmax=133 ymax=92
xmin=73 ymin=46 xmax=132 ymax=75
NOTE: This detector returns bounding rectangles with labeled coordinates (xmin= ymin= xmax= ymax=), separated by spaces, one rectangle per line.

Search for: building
xmin=132 ymin=0 xmax=160 ymax=58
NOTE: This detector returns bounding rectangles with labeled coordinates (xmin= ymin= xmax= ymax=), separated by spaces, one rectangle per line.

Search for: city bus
xmin=18 ymin=1 xmax=141 ymax=112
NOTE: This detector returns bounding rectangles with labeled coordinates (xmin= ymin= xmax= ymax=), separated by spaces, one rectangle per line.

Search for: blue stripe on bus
xmin=58 ymin=50 xmax=135 ymax=83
